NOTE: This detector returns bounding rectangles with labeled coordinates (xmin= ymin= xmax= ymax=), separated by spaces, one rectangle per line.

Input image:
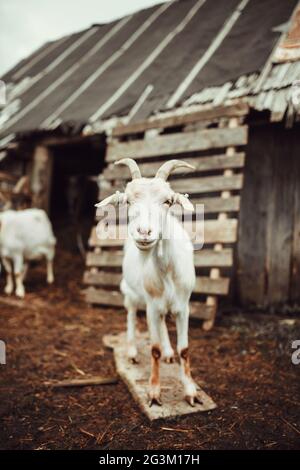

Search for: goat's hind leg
xmin=46 ymin=248 xmax=54 ymax=284
xmin=176 ymin=307 xmax=202 ymax=407
xmin=147 ymin=305 xmax=162 ymax=407
xmin=13 ymin=254 xmax=25 ymax=298
xmin=2 ymin=258 xmax=13 ymax=295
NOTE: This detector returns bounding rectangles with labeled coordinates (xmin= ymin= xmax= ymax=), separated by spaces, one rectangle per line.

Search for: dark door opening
xmin=49 ymin=137 xmax=105 ymax=253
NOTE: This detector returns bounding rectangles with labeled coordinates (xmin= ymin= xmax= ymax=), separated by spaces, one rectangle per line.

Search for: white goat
xmin=0 ymin=208 xmax=56 ymax=298
xmin=96 ymin=159 xmax=201 ymax=407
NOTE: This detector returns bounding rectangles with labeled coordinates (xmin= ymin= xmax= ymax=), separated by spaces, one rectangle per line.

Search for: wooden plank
xmin=191 ymin=196 xmax=240 ymax=213
xmin=84 ymin=270 xmax=229 ymax=295
xmin=100 ymin=174 xmax=243 ymax=199
xmin=86 ymin=251 xmax=123 ymax=268
xmin=112 ymin=103 xmax=249 ymax=136
xmin=87 ymin=239 xmax=233 ymax=268
xmin=237 ymin=125 xmax=270 ymax=306
xmin=171 ymin=174 xmax=243 ymax=194
xmin=103 ymin=153 xmax=245 ymax=180
xmin=194 ymin=276 xmax=229 ymax=295
xmin=95 ymin=197 xmax=240 ymax=220
xmin=266 ymin=126 xmax=295 ymax=305
xmin=84 ymin=287 xmax=123 ymax=307
xmin=291 ymin=133 xmax=300 ymax=303
xmin=83 ymin=270 xmax=122 ymax=286
xmin=106 ymin=126 xmax=248 ymax=161
xmin=90 ymin=219 xmax=237 ymax=251
xmin=103 ymin=331 xmax=216 ymax=420
xmin=190 ymin=302 xmax=215 ymax=320
xmin=31 ymin=145 xmax=53 ymax=212
xmin=84 ymin=287 xmax=216 ymax=322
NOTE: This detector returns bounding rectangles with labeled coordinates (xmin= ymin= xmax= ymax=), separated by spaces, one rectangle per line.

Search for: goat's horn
xmin=114 ymin=158 xmax=141 ymax=180
xmin=155 ymin=159 xmax=195 ymax=181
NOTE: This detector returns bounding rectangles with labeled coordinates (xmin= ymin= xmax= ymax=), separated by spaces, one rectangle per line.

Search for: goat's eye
xmin=164 ymin=199 xmax=173 ymax=207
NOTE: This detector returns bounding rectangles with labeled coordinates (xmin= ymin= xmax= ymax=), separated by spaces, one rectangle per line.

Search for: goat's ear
xmin=95 ymin=191 xmax=127 ymax=208
xmin=173 ymin=193 xmax=194 ymax=212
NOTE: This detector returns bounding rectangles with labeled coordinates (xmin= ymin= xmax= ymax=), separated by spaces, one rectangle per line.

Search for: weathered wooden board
xmin=84 ymin=287 xmax=219 ymax=320
xmin=84 ymin=287 xmax=124 ymax=307
xmin=191 ymin=196 xmax=240 ymax=213
xmin=103 ymin=153 xmax=245 ymax=180
xmin=100 ymin=174 xmax=243 ymax=199
xmin=112 ymin=102 xmax=249 ymax=136
xmin=194 ymin=276 xmax=229 ymax=295
xmin=103 ymin=331 xmax=216 ymax=420
xmin=94 ymin=196 xmax=240 ymax=219
xmin=84 ymin=271 xmax=229 ymax=295
xmin=86 ymin=247 xmax=233 ymax=268
xmin=106 ymin=126 xmax=248 ymax=161
xmin=267 ymin=127 xmax=295 ymax=304
xmin=84 ymin=270 xmax=122 ymax=286
xmin=92 ymin=219 xmax=238 ymax=245
xmin=291 ymin=138 xmax=300 ymax=303
xmin=86 ymin=250 xmax=123 ymax=268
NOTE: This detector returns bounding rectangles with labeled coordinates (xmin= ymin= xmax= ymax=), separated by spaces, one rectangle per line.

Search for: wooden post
xmin=203 ymin=118 xmax=239 ymax=330
xmin=31 ymin=145 xmax=53 ymax=212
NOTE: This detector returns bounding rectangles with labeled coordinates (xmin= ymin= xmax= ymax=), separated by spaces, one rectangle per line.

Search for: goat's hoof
xmin=128 ymin=345 xmax=138 ymax=364
xmin=185 ymin=395 xmax=203 ymax=407
xmin=47 ymin=278 xmax=54 ymax=285
xmin=148 ymin=386 xmax=162 ymax=407
xmin=148 ymin=396 xmax=162 ymax=407
xmin=15 ymin=288 xmax=25 ymax=298
xmin=4 ymin=286 xmax=13 ymax=295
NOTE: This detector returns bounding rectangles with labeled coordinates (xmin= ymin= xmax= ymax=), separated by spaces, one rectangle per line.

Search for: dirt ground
xmin=0 ymin=247 xmax=299 ymax=450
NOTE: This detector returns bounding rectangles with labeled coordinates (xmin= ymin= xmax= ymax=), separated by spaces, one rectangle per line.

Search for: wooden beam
xmin=84 ymin=287 xmax=124 ymax=307
xmin=86 ymin=245 xmax=233 ymax=269
xmin=84 ymin=286 xmax=217 ymax=321
xmin=86 ymin=251 xmax=123 ymax=268
xmin=100 ymin=174 xmax=243 ymax=199
xmin=106 ymin=126 xmax=248 ymax=161
xmin=91 ymin=218 xmax=238 ymax=248
xmin=112 ymin=103 xmax=249 ymax=136
xmin=103 ymin=152 xmax=245 ymax=180
xmin=84 ymin=270 xmax=229 ymax=295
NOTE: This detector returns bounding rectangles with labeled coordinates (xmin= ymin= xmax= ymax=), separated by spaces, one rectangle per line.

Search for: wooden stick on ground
xmin=46 ymin=376 xmax=118 ymax=388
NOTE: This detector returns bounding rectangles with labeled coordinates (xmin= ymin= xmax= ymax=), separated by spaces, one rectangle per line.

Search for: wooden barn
xmin=0 ymin=0 xmax=300 ymax=326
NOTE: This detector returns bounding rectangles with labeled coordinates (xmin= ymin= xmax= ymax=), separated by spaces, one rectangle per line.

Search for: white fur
xmin=0 ymin=209 xmax=56 ymax=297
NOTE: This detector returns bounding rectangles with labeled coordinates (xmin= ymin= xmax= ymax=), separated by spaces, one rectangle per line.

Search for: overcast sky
xmin=0 ymin=0 xmax=168 ymax=76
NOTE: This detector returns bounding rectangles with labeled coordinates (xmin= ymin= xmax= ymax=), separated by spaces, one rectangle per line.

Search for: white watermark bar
xmin=0 ymin=80 xmax=6 ymax=107
xmin=291 ymin=340 xmax=300 ymax=365
xmin=0 ymin=339 xmax=6 ymax=364
xmin=96 ymin=203 xmax=205 ymax=248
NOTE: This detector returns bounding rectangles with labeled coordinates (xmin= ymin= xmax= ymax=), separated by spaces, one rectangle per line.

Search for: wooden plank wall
xmin=83 ymin=104 xmax=249 ymax=328
xmin=237 ymin=122 xmax=300 ymax=307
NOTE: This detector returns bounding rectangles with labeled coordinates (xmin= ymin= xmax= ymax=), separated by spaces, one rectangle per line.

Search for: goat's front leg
xmin=2 ymin=258 xmax=13 ymax=295
xmin=147 ymin=305 xmax=162 ymax=407
xmin=176 ymin=307 xmax=202 ymax=407
xmin=159 ymin=316 xmax=174 ymax=363
xmin=125 ymin=296 xmax=138 ymax=363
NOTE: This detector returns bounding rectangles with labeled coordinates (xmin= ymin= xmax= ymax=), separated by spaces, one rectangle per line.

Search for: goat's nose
xmin=137 ymin=227 xmax=152 ymax=236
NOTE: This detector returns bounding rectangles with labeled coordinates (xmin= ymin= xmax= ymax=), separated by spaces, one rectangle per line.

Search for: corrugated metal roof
xmin=0 ymin=0 xmax=298 ymax=140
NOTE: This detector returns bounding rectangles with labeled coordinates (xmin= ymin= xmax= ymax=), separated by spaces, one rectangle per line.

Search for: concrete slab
xmin=103 ymin=331 xmax=217 ymax=420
